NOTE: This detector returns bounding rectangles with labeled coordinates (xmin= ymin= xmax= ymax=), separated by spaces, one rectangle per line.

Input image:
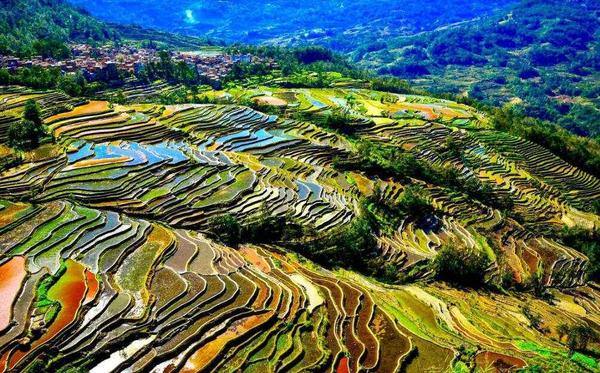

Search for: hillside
xmin=65 ymin=0 xmax=600 ymax=138
xmin=1 ymin=1 xmax=600 ymax=372
xmin=355 ymin=0 xmax=600 ymax=138
xmin=0 ymin=81 xmax=599 ymax=371
xmin=0 ymin=0 xmax=210 ymax=58
xmin=66 ymin=0 xmax=513 ymax=48
xmin=0 ymin=0 xmax=118 ymax=57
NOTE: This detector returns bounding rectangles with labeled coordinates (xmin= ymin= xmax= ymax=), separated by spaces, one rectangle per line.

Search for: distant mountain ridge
xmin=65 ymin=0 xmax=514 ymax=48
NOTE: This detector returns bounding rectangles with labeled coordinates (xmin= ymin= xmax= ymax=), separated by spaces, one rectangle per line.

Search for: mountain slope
xmin=66 ymin=0 xmax=514 ymax=48
xmin=65 ymin=0 xmax=600 ymax=138
xmin=0 ymin=0 xmax=118 ymax=56
xmin=0 ymin=83 xmax=599 ymax=372
xmin=0 ymin=0 xmax=211 ymax=57
xmin=0 ymin=0 xmax=600 ymax=370
xmin=357 ymin=0 xmax=600 ymax=137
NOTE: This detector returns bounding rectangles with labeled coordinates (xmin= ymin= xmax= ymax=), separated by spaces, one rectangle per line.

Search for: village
xmin=0 ymin=44 xmax=276 ymax=82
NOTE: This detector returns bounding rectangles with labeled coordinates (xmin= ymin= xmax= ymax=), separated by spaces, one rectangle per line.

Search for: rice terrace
xmin=1 ymin=0 xmax=600 ymax=372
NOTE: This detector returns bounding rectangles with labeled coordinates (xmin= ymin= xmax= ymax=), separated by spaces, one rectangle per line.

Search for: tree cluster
xmin=0 ymin=0 xmax=118 ymax=58
xmin=557 ymin=323 xmax=599 ymax=353
xmin=7 ymin=99 xmax=48 ymax=151
xmin=0 ymin=67 xmax=102 ymax=96
xmin=558 ymin=226 xmax=600 ymax=282
xmin=432 ymin=245 xmax=490 ymax=287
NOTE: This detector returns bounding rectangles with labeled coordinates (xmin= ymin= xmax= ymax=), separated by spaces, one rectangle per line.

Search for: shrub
xmin=491 ymin=106 xmax=600 ymax=179
xmin=322 ymin=108 xmax=356 ymax=135
xmin=558 ymin=226 xmax=600 ymax=282
xmin=305 ymin=216 xmax=376 ymax=270
xmin=7 ymin=120 xmax=46 ymax=150
xmin=242 ymin=211 xmax=304 ymax=244
xmin=293 ymin=46 xmax=334 ymax=64
xmin=23 ymin=99 xmax=42 ymax=126
xmin=207 ymin=214 xmax=241 ymax=247
xmin=380 ymin=62 xmax=430 ymax=77
xmin=517 ymin=66 xmax=540 ymax=79
xmin=207 ymin=209 xmax=306 ymax=248
xmin=396 ymin=185 xmax=433 ymax=220
xmin=557 ymin=323 xmax=599 ymax=353
xmin=528 ymin=45 xmax=568 ymax=66
xmin=32 ymin=39 xmax=71 ymax=59
xmin=7 ymin=99 xmax=47 ymax=150
xmin=433 ymin=245 xmax=490 ymax=287
xmin=522 ymin=304 xmax=543 ymax=330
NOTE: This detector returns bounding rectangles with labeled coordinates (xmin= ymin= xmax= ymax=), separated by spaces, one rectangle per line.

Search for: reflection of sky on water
xmin=68 ymin=142 xmax=191 ymax=166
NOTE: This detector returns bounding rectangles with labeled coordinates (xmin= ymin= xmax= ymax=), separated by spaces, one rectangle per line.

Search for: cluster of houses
xmin=0 ymin=44 xmax=276 ymax=82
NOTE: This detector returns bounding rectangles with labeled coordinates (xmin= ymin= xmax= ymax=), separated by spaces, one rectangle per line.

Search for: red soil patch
xmin=338 ymin=282 xmax=363 ymax=371
xmin=355 ymin=291 xmax=379 ymax=369
xmin=270 ymin=252 xmax=295 ymax=273
xmin=337 ymin=356 xmax=350 ymax=373
xmin=9 ymin=260 xmax=87 ymax=369
xmin=182 ymin=311 xmax=273 ymax=372
xmin=521 ymin=246 xmax=540 ymax=275
xmin=249 ymin=273 xmax=271 ymax=309
xmin=0 ymin=257 xmax=26 ymax=331
xmin=84 ymin=269 xmax=99 ymax=305
xmin=298 ymin=269 xmax=344 ymax=358
xmin=372 ymin=307 xmax=411 ymax=373
xmin=0 ymin=351 xmax=9 ymax=373
xmin=240 ymin=247 xmax=272 ymax=273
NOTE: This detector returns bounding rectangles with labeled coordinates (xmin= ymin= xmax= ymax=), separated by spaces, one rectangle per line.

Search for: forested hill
xmin=0 ymin=0 xmax=118 ymax=57
xmin=358 ymin=0 xmax=600 ymax=138
xmin=66 ymin=0 xmax=514 ymax=48
xmin=0 ymin=0 xmax=209 ymax=58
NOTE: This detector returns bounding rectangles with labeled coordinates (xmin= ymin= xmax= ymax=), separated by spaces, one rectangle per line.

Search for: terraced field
xmin=0 ymin=86 xmax=599 ymax=372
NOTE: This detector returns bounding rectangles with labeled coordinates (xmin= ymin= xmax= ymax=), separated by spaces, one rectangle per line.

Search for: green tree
xmin=396 ymin=185 xmax=433 ymax=220
xmin=0 ymin=69 xmax=9 ymax=85
xmin=557 ymin=323 xmax=599 ymax=353
xmin=32 ymin=39 xmax=71 ymax=59
xmin=312 ymin=216 xmax=376 ymax=270
xmin=559 ymin=226 xmax=600 ymax=282
xmin=58 ymin=73 xmax=86 ymax=97
xmin=23 ymin=99 xmax=42 ymax=126
xmin=8 ymin=99 xmax=47 ymax=150
xmin=433 ymin=245 xmax=490 ymax=287
xmin=207 ymin=214 xmax=241 ymax=247
xmin=7 ymin=119 xmax=46 ymax=150
xmin=322 ymin=108 xmax=358 ymax=135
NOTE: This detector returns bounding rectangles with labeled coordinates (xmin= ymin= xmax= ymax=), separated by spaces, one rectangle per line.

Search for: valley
xmin=1 ymin=0 xmax=600 ymax=372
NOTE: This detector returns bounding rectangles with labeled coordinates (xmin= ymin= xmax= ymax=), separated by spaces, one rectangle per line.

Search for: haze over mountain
xmin=66 ymin=0 xmax=514 ymax=48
